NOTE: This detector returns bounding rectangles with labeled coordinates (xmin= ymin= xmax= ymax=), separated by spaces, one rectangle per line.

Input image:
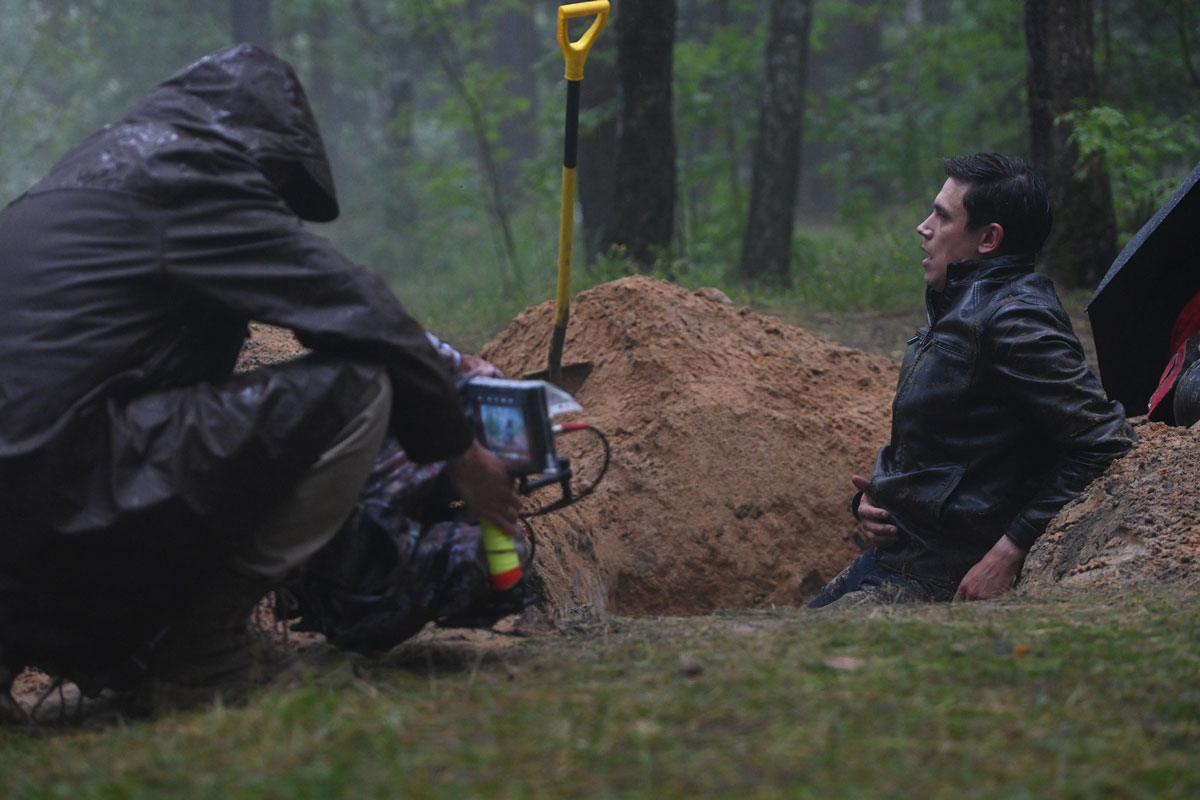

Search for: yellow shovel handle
xmin=557 ymin=1 xmax=609 ymax=81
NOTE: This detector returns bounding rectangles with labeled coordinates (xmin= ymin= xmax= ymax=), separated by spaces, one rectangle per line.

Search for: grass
xmin=3 ymin=585 xmax=1198 ymax=798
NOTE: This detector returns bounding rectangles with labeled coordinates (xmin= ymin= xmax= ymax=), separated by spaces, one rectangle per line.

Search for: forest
xmin=1 ymin=0 xmax=1197 ymax=336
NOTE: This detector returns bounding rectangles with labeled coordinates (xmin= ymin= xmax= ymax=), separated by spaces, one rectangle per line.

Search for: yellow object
xmin=483 ymin=522 xmax=522 ymax=591
xmin=555 ymin=167 xmax=578 ymax=325
xmin=547 ymin=2 xmax=609 ymax=386
xmin=557 ymin=1 xmax=610 ymax=81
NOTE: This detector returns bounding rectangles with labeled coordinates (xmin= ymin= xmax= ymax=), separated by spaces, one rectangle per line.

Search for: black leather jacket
xmin=869 ymin=254 xmax=1134 ymax=591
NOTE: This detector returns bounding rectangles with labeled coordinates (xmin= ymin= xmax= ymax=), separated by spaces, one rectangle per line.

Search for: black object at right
xmin=1087 ymin=160 xmax=1200 ymax=416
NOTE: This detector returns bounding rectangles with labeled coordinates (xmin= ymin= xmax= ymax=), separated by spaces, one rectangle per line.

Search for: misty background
xmin=1 ymin=1 xmax=1196 ymax=344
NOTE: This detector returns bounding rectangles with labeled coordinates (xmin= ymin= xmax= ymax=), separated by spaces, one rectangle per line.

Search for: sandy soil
xmin=12 ymin=277 xmax=1195 ymax=723
xmin=233 ymin=277 xmax=1199 ymax=608
xmin=1021 ymin=421 xmax=1200 ymax=590
xmin=482 ymin=277 xmax=897 ymax=615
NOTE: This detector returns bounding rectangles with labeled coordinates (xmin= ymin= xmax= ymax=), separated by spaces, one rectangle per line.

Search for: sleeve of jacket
xmin=157 ymin=189 xmax=474 ymax=463
xmin=985 ymin=297 xmax=1135 ymax=550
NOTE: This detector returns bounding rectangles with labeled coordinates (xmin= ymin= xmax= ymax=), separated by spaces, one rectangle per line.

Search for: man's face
xmin=916 ymin=178 xmax=986 ymax=292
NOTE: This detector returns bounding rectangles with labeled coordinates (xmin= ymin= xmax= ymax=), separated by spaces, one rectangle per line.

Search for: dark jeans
xmin=807 ymin=548 xmax=950 ymax=608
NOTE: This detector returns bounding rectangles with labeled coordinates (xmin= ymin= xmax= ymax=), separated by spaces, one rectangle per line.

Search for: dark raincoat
xmin=0 ymin=44 xmax=474 ymax=689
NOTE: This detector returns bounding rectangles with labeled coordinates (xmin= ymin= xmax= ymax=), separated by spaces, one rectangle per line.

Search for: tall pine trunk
xmin=606 ymin=0 xmax=677 ymax=265
xmin=739 ymin=0 xmax=814 ymax=283
xmin=577 ymin=26 xmax=618 ymax=262
xmin=1025 ymin=0 xmax=1116 ymax=288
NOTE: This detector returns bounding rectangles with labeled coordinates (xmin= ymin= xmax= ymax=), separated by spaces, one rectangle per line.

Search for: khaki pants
xmin=232 ymin=371 xmax=392 ymax=583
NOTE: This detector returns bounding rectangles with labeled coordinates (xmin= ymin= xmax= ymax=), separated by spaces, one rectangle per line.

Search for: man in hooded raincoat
xmin=0 ymin=44 xmax=520 ymax=704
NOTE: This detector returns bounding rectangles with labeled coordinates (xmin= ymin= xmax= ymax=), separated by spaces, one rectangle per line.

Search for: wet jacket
xmin=868 ymin=254 xmax=1134 ymax=592
xmin=0 ymin=44 xmax=474 ymax=685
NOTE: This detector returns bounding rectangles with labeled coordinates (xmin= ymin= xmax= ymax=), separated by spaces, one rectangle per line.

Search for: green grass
xmin=4 ymin=585 xmax=1198 ymax=798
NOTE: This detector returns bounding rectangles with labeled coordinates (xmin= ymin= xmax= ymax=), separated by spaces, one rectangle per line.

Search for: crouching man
xmin=0 ymin=44 xmax=520 ymax=711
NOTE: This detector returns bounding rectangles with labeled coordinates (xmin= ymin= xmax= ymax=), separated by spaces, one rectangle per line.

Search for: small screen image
xmin=479 ymin=403 xmax=532 ymax=465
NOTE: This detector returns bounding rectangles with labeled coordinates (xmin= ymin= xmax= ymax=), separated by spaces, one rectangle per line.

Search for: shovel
xmin=524 ymin=0 xmax=608 ymax=395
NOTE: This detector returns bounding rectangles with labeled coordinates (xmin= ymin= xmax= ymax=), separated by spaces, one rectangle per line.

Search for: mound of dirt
xmin=480 ymin=276 xmax=898 ymax=615
xmin=228 ymin=276 xmax=1198 ymax=616
xmin=235 ymin=322 xmax=307 ymax=371
xmin=1021 ymin=422 xmax=1200 ymax=590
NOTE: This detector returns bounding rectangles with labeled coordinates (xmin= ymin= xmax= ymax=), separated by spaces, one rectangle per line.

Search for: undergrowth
xmin=339 ymin=208 xmax=934 ymax=354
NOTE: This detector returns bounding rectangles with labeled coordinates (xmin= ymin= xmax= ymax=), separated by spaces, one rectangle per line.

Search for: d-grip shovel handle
xmin=557 ymin=1 xmax=609 ymax=81
xmin=549 ymin=1 xmax=608 ymax=386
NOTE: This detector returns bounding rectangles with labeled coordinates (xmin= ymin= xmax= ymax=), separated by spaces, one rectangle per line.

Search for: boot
xmin=0 ymin=652 xmax=30 ymax=725
xmin=135 ymin=569 xmax=295 ymax=712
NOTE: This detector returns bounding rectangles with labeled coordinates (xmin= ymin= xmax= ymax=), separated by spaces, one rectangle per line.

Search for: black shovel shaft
xmin=563 ymin=80 xmax=581 ymax=169
xmin=549 ymin=79 xmax=582 ymax=386
xmin=548 ymin=318 xmax=568 ymax=387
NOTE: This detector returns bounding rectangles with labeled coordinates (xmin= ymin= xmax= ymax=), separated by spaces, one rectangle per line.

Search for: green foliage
xmin=0 ymin=1 xmax=227 ymax=202
xmin=674 ymin=13 xmax=762 ymax=272
xmin=0 ymin=0 xmax=1195 ymax=342
xmin=1063 ymin=106 xmax=1200 ymax=243
xmin=807 ymin=0 xmax=1028 ymax=221
xmin=1098 ymin=0 xmax=1200 ymax=119
xmin=787 ymin=222 xmax=926 ymax=312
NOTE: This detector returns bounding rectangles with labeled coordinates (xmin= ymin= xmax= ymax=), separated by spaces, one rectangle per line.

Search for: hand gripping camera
xmin=463 ymin=377 xmax=605 ymax=605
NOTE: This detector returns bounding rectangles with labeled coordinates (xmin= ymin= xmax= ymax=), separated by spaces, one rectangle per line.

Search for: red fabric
xmin=1148 ymin=291 xmax=1200 ymax=416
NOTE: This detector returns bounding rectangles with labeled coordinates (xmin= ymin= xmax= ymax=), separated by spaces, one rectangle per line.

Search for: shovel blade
xmin=523 ymin=361 xmax=594 ymax=396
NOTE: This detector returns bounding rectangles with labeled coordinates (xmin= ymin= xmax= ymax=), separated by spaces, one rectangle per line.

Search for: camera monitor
xmin=464 ymin=378 xmax=560 ymax=476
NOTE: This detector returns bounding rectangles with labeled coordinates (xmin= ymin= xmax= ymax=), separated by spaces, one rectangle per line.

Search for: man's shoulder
xmin=979 ymin=271 xmax=1070 ymax=326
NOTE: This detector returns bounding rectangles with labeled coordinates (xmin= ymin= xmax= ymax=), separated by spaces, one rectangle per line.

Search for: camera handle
xmin=482 ymin=522 xmax=523 ymax=591
xmin=480 ymin=457 xmax=572 ymax=591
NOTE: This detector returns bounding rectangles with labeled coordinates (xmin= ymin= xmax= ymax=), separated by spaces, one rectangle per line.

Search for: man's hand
xmin=460 ymin=353 xmax=503 ymax=379
xmin=446 ymin=440 xmax=521 ymax=537
xmin=851 ymin=474 xmax=900 ymax=548
xmin=953 ymin=535 xmax=1027 ymax=601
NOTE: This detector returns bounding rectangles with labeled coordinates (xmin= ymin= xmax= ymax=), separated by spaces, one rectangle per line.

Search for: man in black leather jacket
xmin=810 ymin=154 xmax=1134 ymax=607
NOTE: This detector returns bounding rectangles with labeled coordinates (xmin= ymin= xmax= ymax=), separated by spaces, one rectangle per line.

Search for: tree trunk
xmin=606 ymin=0 xmax=677 ymax=265
xmin=739 ymin=0 xmax=814 ymax=283
xmin=577 ymin=23 xmax=618 ymax=262
xmin=230 ymin=0 xmax=272 ymax=49
xmin=1025 ymin=0 xmax=1117 ymax=288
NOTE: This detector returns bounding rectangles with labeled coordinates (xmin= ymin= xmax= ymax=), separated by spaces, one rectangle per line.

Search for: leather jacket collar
xmin=928 ymin=253 xmax=1036 ymax=321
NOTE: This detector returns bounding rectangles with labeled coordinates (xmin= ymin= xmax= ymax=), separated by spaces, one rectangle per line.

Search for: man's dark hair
xmin=942 ymin=153 xmax=1052 ymax=256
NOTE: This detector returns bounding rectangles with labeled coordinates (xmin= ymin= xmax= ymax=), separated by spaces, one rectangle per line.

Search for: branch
xmin=413 ymin=0 xmax=522 ymax=290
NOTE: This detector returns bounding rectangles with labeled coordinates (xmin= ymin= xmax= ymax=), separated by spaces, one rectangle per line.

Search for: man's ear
xmin=977 ymin=222 xmax=1004 ymax=256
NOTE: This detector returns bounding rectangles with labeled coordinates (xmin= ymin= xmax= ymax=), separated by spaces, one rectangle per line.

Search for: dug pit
xmin=481 ymin=276 xmax=897 ymax=615
xmin=241 ymin=275 xmax=1199 ymax=615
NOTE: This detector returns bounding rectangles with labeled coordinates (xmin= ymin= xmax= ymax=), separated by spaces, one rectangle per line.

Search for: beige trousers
xmin=232 ymin=371 xmax=392 ymax=583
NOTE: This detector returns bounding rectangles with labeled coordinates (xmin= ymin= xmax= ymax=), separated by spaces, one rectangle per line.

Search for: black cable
xmin=520 ymin=424 xmax=610 ymax=519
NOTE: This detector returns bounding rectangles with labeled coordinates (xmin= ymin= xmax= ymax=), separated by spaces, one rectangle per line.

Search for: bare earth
xmin=12 ymin=277 xmax=1197 ymax=721
xmin=240 ymin=276 xmax=1199 ymax=611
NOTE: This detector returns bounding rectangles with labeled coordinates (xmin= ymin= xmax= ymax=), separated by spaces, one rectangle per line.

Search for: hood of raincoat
xmin=121 ymin=43 xmax=339 ymax=221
